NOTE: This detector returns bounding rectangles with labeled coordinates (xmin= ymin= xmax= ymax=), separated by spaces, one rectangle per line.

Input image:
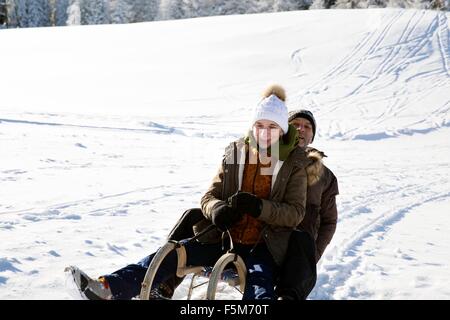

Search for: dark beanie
xmin=288 ymin=109 xmax=317 ymax=142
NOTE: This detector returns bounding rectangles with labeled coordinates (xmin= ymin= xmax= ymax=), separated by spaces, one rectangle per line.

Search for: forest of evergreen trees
xmin=0 ymin=0 xmax=448 ymax=29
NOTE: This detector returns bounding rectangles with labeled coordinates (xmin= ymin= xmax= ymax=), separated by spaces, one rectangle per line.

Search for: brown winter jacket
xmin=300 ymin=147 xmax=339 ymax=262
xmin=198 ymin=137 xmax=311 ymax=266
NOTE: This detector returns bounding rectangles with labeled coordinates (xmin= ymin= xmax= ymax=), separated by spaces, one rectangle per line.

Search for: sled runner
xmin=140 ymin=225 xmax=247 ymax=300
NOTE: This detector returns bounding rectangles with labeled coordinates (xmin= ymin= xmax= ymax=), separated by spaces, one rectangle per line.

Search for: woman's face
xmin=252 ymin=120 xmax=283 ymax=149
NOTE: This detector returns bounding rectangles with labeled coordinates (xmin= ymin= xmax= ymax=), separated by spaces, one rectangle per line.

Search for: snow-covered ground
xmin=0 ymin=8 xmax=449 ymax=299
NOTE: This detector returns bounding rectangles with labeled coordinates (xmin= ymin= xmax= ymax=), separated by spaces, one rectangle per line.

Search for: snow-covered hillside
xmin=0 ymin=8 xmax=449 ymax=299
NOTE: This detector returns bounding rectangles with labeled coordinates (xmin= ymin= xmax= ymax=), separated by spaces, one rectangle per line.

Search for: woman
xmin=69 ymin=84 xmax=309 ymax=300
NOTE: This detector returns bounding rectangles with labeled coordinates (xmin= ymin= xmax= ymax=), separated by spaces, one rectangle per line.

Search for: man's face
xmin=290 ymin=117 xmax=314 ymax=148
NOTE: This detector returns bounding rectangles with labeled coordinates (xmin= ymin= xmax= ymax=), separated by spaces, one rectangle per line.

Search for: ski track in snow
xmin=291 ymin=10 xmax=450 ymax=141
xmin=0 ymin=117 xmax=181 ymax=135
xmin=311 ymin=190 xmax=450 ymax=299
xmin=0 ymin=181 xmax=207 ymax=218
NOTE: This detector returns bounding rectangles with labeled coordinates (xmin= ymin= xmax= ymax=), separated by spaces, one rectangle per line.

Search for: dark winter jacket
xmin=299 ymin=147 xmax=339 ymax=262
xmin=197 ymin=137 xmax=311 ymax=266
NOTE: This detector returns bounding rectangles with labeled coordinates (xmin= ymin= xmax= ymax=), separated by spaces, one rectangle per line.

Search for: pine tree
xmin=0 ymin=0 xmax=7 ymax=26
xmin=66 ymin=0 xmax=80 ymax=25
xmin=80 ymin=0 xmax=108 ymax=25
xmin=7 ymin=0 xmax=28 ymax=27
xmin=131 ymin=0 xmax=159 ymax=23
xmin=27 ymin=0 xmax=50 ymax=27
xmin=157 ymin=0 xmax=185 ymax=20
xmin=111 ymin=0 xmax=132 ymax=24
xmin=209 ymin=0 xmax=259 ymax=16
xmin=273 ymin=0 xmax=312 ymax=11
xmin=55 ymin=0 xmax=70 ymax=26
xmin=5 ymin=0 xmax=51 ymax=28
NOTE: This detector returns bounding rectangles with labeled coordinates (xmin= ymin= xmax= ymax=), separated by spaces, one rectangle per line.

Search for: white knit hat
xmin=251 ymin=85 xmax=289 ymax=134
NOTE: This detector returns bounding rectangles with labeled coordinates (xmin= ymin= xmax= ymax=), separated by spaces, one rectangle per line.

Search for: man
xmin=276 ymin=110 xmax=339 ymax=300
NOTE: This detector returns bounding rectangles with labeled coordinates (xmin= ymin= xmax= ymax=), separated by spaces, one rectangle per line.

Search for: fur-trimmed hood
xmin=305 ymin=147 xmax=326 ymax=186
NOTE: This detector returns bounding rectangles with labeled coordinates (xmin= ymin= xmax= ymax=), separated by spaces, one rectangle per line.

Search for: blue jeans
xmin=104 ymin=241 xmax=277 ymax=300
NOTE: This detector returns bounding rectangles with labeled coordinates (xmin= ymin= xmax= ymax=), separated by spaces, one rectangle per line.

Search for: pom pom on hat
xmin=262 ymin=84 xmax=286 ymax=102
